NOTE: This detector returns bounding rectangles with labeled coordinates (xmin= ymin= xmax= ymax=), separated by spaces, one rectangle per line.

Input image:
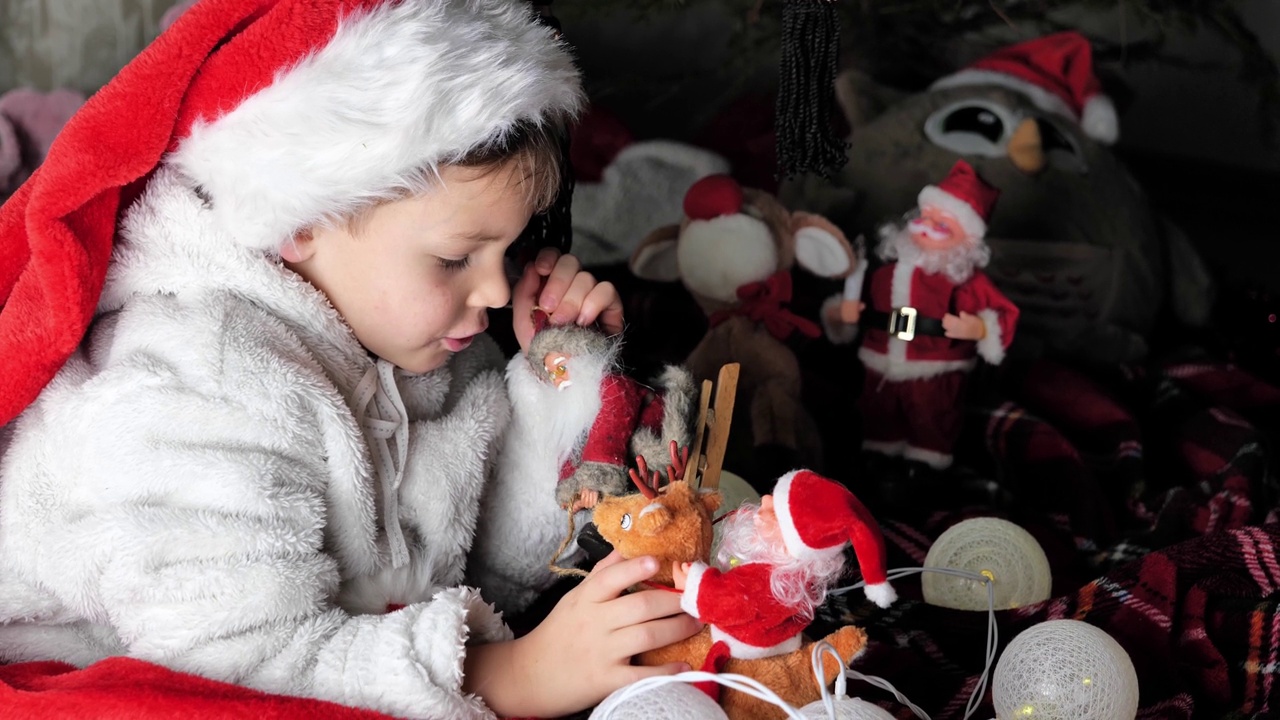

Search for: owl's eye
xmin=924 ymin=100 xmax=1016 ymax=157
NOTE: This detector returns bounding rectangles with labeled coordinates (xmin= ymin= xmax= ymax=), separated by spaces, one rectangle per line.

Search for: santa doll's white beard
xmin=877 ymin=222 xmax=990 ymax=285
xmin=715 ymin=505 xmax=846 ymax=620
xmin=527 ymin=358 xmax=607 ymax=467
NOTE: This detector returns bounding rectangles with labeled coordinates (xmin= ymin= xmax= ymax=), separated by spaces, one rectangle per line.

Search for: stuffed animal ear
xmin=630 ymin=224 xmax=682 ymax=282
xmin=833 ymin=68 xmax=908 ymax=130
xmin=699 ymin=490 xmax=723 ymax=514
xmin=792 ymin=212 xmax=855 ymax=278
xmin=636 ymin=503 xmax=673 ymax=536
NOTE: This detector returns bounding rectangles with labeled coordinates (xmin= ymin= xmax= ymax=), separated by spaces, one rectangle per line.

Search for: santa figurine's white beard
xmin=715 ymin=505 xmax=846 ymax=621
xmin=877 ymin=220 xmax=990 ymax=285
xmin=527 ymin=356 xmax=608 ymax=466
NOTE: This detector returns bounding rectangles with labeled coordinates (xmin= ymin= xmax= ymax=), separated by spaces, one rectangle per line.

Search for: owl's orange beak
xmin=1008 ymin=118 xmax=1046 ymax=174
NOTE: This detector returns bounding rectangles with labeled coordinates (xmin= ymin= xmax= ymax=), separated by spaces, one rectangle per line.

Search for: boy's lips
xmin=443 ymin=335 xmax=475 ymax=352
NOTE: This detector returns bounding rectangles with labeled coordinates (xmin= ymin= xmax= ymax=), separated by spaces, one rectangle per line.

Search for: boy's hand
xmin=464 ymin=552 xmax=699 ymax=717
xmin=513 ymin=248 xmax=624 ymax=352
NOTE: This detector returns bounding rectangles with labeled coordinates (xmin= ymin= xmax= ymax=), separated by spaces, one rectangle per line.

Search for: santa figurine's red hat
xmin=772 ymin=470 xmax=897 ymax=608
xmin=917 ymin=160 xmax=1000 ymax=241
xmin=0 ymin=0 xmax=582 ymax=426
xmin=931 ymin=31 xmax=1118 ymax=145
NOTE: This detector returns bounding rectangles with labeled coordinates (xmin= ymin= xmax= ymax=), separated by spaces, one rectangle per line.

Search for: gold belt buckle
xmin=889 ymin=306 xmax=917 ymax=341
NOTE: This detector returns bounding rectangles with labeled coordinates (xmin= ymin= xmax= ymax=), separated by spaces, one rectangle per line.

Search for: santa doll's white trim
xmin=1081 ymin=94 xmax=1119 ymax=144
xmin=679 ymin=562 xmax=708 ymax=618
xmin=710 ymin=626 xmax=803 ymax=660
xmin=820 ymin=294 xmax=859 ymax=345
xmin=772 ymin=471 xmax=809 ymax=560
xmin=859 ymin=348 xmax=977 ymax=382
xmin=975 ymin=308 xmax=1006 ymax=365
xmin=903 ymin=445 xmax=953 ymax=470
xmin=917 ymin=186 xmax=987 ymax=241
xmin=862 ymin=439 xmax=906 ymax=457
xmin=169 ymin=0 xmax=582 ymax=252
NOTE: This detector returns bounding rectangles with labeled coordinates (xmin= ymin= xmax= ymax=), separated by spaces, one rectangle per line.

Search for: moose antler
xmin=628 ymin=455 xmax=660 ymax=499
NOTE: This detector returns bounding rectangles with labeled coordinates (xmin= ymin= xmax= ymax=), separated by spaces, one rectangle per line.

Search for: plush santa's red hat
xmin=0 ymin=0 xmax=582 ymax=426
xmin=772 ymin=469 xmax=896 ymax=608
xmin=931 ymin=31 xmax=1119 ymax=145
xmin=917 ymin=160 xmax=999 ymax=241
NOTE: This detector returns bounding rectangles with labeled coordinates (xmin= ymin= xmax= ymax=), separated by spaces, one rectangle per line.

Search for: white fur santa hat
xmin=0 ymin=0 xmax=582 ymax=426
xmin=931 ymin=31 xmax=1119 ymax=145
xmin=772 ymin=470 xmax=897 ymax=608
xmin=917 ymin=160 xmax=1000 ymax=241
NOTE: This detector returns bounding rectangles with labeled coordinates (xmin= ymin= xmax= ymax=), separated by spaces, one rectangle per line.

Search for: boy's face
xmin=285 ymin=163 xmax=532 ymax=374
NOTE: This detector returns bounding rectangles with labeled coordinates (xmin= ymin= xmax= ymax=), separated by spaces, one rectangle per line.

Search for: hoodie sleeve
xmin=0 ymin=305 xmax=502 ymax=720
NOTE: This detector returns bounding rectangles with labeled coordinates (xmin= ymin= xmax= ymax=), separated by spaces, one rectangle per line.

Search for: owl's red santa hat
xmin=0 ymin=0 xmax=582 ymax=425
xmin=917 ymin=160 xmax=1000 ymax=241
xmin=772 ymin=470 xmax=897 ymax=608
xmin=930 ymin=31 xmax=1119 ymax=145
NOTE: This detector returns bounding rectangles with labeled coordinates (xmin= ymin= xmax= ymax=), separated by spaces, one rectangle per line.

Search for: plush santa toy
xmin=469 ymin=311 xmax=695 ymax=615
xmin=823 ymin=160 xmax=1019 ymax=471
xmin=672 ymin=469 xmax=894 ymax=660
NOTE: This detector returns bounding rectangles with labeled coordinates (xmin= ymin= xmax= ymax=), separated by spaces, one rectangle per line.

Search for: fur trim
xmin=820 ymin=293 xmax=859 ymax=346
xmin=169 ymin=0 xmax=583 ymax=251
xmin=528 ymin=325 xmax=621 ymax=377
xmin=862 ymin=439 xmax=906 ymax=457
xmin=710 ymin=627 xmax=802 ymax=660
xmin=931 ymin=69 xmax=1077 ymax=123
xmin=676 ymin=215 xmax=778 ymax=304
xmin=1082 ymin=94 xmax=1119 ymax=144
xmin=975 ymin=308 xmax=1006 ymax=365
xmin=902 ymin=445 xmax=953 ymax=470
xmin=863 ymin=582 xmax=897 ymax=609
xmin=918 ymin=185 xmax=987 ymax=241
xmin=556 ymin=460 xmax=629 ymax=507
xmin=680 ymin=562 xmax=708 ymax=618
xmin=629 ymin=364 xmax=697 ymax=467
xmin=859 ymin=348 xmax=976 ymax=382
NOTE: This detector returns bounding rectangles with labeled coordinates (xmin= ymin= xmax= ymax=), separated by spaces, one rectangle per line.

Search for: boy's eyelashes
xmin=437 ymin=256 xmax=471 ymax=272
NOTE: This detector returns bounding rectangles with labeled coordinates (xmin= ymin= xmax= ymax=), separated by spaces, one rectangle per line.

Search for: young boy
xmin=0 ymin=1 xmax=700 ymax=718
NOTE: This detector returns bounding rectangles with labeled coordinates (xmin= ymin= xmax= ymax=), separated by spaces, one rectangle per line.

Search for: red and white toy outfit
xmin=680 ymin=470 xmax=895 ymax=659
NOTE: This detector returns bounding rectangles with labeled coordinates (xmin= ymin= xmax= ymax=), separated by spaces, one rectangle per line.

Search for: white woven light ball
xmin=922 ymin=517 xmax=1052 ymax=610
xmin=799 ymin=696 xmax=897 ymax=720
xmin=711 ymin=470 xmax=761 ymax=550
xmin=992 ymin=619 xmax=1140 ymax=720
xmin=590 ymin=679 xmax=728 ymax=720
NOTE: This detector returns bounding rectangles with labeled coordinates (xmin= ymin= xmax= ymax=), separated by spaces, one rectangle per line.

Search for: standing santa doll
xmin=468 ymin=310 xmax=694 ymax=616
xmin=824 ymin=160 xmax=1018 ymax=473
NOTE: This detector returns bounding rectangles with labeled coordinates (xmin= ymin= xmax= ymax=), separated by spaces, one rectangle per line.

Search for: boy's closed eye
xmin=437 ymin=256 xmax=471 ymax=272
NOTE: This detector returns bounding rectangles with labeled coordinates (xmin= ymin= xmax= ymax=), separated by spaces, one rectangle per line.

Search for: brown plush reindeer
xmin=630 ymin=174 xmax=858 ymax=487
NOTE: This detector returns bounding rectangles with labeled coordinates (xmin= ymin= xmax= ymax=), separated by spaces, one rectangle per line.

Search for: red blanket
xmin=0 ymin=658 xmax=397 ymax=720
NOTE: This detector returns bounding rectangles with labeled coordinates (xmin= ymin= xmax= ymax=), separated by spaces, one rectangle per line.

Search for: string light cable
xmin=591 ymin=566 xmax=998 ymax=720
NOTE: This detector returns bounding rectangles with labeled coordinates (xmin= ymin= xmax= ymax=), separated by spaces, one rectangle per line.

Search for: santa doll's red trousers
xmin=859 ymin=369 xmax=967 ymax=469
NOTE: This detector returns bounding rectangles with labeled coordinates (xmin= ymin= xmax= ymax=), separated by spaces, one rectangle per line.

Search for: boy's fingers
xmin=581 ymin=555 xmax=658 ymax=603
xmin=549 ymin=270 xmax=594 ymax=324
xmin=603 ymin=587 xmax=687 ymax=628
xmin=614 ymin=614 xmax=704 ymax=658
xmin=620 ymin=662 xmax=692 ymax=686
xmin=576 ymin=282 xmax=623 ymax=333
xmin=510 ymin=262 xmax=543 ymax=351
xmin=534 ymin=247 xmax=560 ymax=274
xmin=538 ymin=253 xmax=582 ymax=312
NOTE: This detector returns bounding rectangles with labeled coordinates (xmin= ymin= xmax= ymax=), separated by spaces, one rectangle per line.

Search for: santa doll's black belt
xmin=862 ymin=307 xmax=946 ymax=341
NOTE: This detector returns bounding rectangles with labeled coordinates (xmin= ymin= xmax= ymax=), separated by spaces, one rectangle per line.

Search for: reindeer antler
xmin=667 ymin=440 xmax=691 ymax=484
xmin=628 ymin=456 xmax=660 ymax=499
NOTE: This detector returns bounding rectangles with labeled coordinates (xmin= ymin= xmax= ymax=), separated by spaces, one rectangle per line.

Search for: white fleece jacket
xmin=0 ymin=168 xmax=519 ymax=719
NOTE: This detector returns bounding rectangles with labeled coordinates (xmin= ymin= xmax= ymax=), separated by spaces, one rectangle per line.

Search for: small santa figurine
xmin=672 ymin=470 xmax=895 ymax=660
xmin=823 ymin=160 xmax=1019 ymax=471
xmin=469 ymin=311 xmax=693 ymax=615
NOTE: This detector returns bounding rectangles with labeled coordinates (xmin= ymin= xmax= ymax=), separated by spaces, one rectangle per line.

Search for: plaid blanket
xmin=811 ymin=357 xmax=1280 ymax=719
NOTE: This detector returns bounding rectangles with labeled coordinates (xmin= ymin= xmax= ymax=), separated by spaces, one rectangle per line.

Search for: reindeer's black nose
xmin=575 ymin=522 xmax=614 ymax=566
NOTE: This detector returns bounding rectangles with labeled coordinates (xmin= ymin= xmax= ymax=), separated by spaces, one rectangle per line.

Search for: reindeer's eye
xmin=620 ymin=513 xmax=632 ymax=531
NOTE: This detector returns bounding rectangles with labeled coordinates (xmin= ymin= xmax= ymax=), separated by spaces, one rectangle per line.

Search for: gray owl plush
xmin=781 ymin=31 xmax=1213 ymax=365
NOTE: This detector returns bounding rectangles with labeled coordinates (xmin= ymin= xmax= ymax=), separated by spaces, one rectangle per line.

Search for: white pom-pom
xmin=923 ymin=517 xmax=1052 ymax=611
xmin=863 ymin=582 xmax=897 ymax=609
xmin=1081 ymin=94 xmax=1119 ymax=145
xmin=591 ymin=680 xmax=728 ymax=720
xmin=799 ymin=696 xmax=897 ymax=719
xmin=993 ymin=619 xmax=1140 ymax=720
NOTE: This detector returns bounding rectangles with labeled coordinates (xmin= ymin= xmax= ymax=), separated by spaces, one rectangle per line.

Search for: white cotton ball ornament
xmin=590 ymin=679 xmax=728 ymax=720
xmin=992 ymin=619 xmax=1139 ymax=720
xmin=922 ymin=517 xmax=1052 ymax=611
xmin=799 ymin=696 xmax=897 ymax=720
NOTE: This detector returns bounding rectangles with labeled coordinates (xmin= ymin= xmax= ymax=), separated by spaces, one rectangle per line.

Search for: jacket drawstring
xmin=354 ymin=358 xmax=411 ymax=568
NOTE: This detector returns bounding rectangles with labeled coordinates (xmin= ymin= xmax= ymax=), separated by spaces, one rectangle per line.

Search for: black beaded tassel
xmin=775 ymin=0 xmax=848 ymax=180
xmin=519 ymin=0 xmax=575 ymax=256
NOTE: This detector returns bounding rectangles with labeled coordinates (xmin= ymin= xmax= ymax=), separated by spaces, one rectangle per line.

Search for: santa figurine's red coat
xmin=679 ymin=561 xmax=807 ymax=659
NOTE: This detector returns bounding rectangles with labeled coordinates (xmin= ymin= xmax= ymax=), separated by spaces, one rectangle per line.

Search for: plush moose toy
xmin=630 ymin=175 xmax=858 ymax=489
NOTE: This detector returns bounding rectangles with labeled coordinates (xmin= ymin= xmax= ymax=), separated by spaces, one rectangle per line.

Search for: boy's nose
xmin=470 ymin=268 xmax=511 ymax=309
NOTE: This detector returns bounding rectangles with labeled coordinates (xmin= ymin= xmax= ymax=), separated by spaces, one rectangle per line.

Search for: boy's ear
xmin=280 ymin=228 xmax=317 ymax=264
